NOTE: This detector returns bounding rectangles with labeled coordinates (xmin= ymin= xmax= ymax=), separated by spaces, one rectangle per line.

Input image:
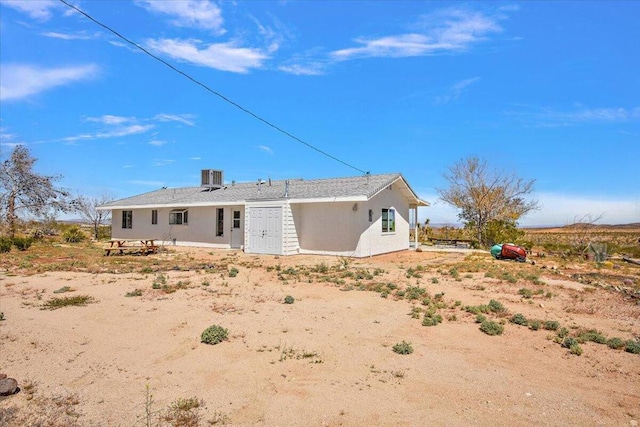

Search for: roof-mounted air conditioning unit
xmin=201 ymin=169 xmax=223 ymax=190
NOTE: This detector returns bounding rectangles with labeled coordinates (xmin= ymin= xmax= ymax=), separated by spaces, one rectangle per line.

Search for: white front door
xmin=248 ymin=207 xmax=282 ymax=254
xmin=231 ymin=209 xmax=242 ymax=249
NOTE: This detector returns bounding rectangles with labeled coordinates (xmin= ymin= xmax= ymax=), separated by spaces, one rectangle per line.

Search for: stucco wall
xmin=294 ymin=184 xmax=411 ymax=257
xmin=110 ymin=206 xmax=243 ymax=247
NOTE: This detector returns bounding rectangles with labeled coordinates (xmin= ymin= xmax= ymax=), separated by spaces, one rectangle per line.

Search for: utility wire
xmin=59 ymin=0 xmax=367 ymax=175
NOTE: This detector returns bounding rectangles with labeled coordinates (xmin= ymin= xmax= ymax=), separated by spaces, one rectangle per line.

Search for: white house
xmin=98 ymin=171 xmax=428 ymax=257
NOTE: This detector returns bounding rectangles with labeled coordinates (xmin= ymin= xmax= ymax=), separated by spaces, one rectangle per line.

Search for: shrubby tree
xmin=0 ymin=145 xmax=72 ymax=237
xmin=437 ymin=156 xmax=539 ymax=247
xmin=75 ymin=192 xmax=114 ymax=239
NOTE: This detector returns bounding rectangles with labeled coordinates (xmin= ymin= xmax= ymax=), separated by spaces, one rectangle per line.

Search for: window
xmin=122 ymin=210 xmax=132 ymax=229
xmin=216 ymin=208 xmax=224 ymax=236
xmin=382 ymin=208 xmax=395 ymax=233
xmin=151 ymin=210 xmax=158 ymax=225
xmin=233 ymin=210 xmax=241 ymax=229
xmin=169 ymin=209 xmax=188 ymax=225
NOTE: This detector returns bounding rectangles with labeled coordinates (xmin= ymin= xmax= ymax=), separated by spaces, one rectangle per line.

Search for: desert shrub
xmin=557 ymin=327 xmax=570 ymax=339
xmin=53 ymin=286 xmax=72 ymax=294
xmin=12 ymin=236 xmax=33 ymax=251
xmin=625 ymin=339 xmax=640 ymax=354
xmin=510 ymin=313 xmax=528 ymax=326
xmin=0 ymin=237 xmax=12 ymax=253
xmin=125 ymin=289 xmax=143 ymax=297
xmin=528 ymin=320 xmax=542 ymax=331
xmin=562 ymin=337 xmax=578 ymax=349
xmin=518 ymin=288 xmax=533 ymax=299
xmin=480 ymin=320 xmax=504 ymax=336
xmin=284 ymin=295 xmax=295 ymax=304
xmin=405 ymin=286 xmax=426 ymax=300
xmin=228 ymin=267 xmax=239 ymax=277
xmin=475 ymin=314 xmax=486 ymax=323
xmin=606 ymin=337 xmax=625 ymax=350
xmin=422 ymin=313 xmax=442 ymax=327
xmin=544 ymin=320 xmax=560 ymax=331
xmin=578 ymin=329 xmax=607 ymax=344
xmin=63 ymin=226 xmax=86 ymax=243
xmin=392 ymin=341 xmax=414 ymax=355
xmin=480 ymin=320 xmax=504 ymax=335
xmin=41 ymin=295 xmax=95 ymax=310
xmin=488 ymin=299 xmax=506 ymax=313
xmin=163 ymin=397 xmax=203 ymax=427
xmin=201 ymin=325 xmax=228 ymax=345
xmin=0 ymin=312 xmax=4 ymax=321
xmin=570 ymin=343 xmax=583 ymax=356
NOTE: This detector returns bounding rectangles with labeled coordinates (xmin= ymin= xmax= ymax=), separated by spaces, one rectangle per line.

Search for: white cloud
xmin=41 ymin=31 xmax=99 ymax=40
xmin=0 ymin=0 xmax=60 ymax=21
xmin=189 ymin=157 xmax=201 ymax=160
xmin=331 ymin=8 xmax=503 ymax=60
xmin=153 ymin=159 xmax=175 ymax=167
xmin=154 ymin=113 xmax=196 ymax=126
xmin=258 ymin=145 xmax=273 ymax=154
xmin=149 ymin=139 xmax=167 ymax=146
xmin=135 ymin=0 xmax=225 ymax=34
xmin=279 ymin=63 xmax=326 ymax=76
xmin=96 ymin=124 xmax=154 ymax=138
xmin=435 ymin=76 xmax=481 ymax=104
xmin=505 ymin=105 xmax=640 ymax=127
xmin=145 ymin=38 xmax=268 ymax=73
xmin=86 ymin=115 xmax=134 ymax=125
xmin=0 ymin=63 xmax=99 ymax=101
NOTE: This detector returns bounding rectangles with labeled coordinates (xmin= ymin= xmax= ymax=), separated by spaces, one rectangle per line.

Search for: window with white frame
xmin=151 ymin=209 xmax=158 ymax=225
xmin=122 ymin=210 xmax=132 ymax=229
xmin=169 ymin=209 xmax=188 ymax=225
xmin=382 ymin=208 xmax=395 ymax=233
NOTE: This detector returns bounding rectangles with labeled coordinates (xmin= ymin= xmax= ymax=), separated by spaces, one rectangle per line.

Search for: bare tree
xmin=0 ymin=145 xmax=71 ymax=237
xmin=75 ymin=192 xmax=115 ymax=240
xmin=566 ymin=213 xmax=604 ymax=253
xmin=437 ymin=156 xmax=540 ymax=247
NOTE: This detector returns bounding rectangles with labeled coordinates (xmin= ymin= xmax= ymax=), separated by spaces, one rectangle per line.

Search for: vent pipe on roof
xmin=366 ymin=171 xmax=370 ymax=184
xmin=284 ymin=180 xmax=289 ymax=198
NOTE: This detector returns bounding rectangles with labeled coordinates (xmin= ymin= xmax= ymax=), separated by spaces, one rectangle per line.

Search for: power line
xmin=58 ymin=0 xmax=367 ymax=175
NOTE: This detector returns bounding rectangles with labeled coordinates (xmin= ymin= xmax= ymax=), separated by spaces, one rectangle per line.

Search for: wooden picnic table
xmin=104 ymin=239 xmax=158 ymax=256
xmin=427 ymin=237 xmax=473 ymax=248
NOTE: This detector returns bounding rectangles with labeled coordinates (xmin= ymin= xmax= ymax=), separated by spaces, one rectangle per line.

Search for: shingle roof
xmin=99 ymin=173 xmax=427 ymax=209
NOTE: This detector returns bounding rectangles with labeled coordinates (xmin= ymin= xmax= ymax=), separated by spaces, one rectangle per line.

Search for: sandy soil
xmin=0 ymin=248 xmax=639 ymax=426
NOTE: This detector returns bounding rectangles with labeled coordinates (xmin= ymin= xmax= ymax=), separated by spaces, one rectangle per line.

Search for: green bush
xmin=228 ymin=267 xmax=239 ymax=277
xmin=510 ymin=313 xmax=528 ymax=326
xmin=12 ymin=236 xmax=33 ymax=251
xmin=606 ymin=337 xmax=625 ymax=350
xmin=518 ymin=288 xmax=533 ymax=299
xmin=422 ymin=313 xmax=442 ymax=327
xmin=475 ymin=314 xmax=486 ymax=324
xmin=284 ymin=295 xmax=295 ymax=304
xmin=578 ymin=330 xmax=607 ymax=344
xmin=480 ymin=320 xmax=504 ymax=336
xmin=625 ymin=340 xmax=640 ymax=354
xmin=201 ymin=325 xmax=228 ymax=345
xmin=392 ymin=341 xmax=413 ymax=355
xmin=488 ymin=299 xmax=506 ymax=313
xmin=544 ymin=320 xmax=560 ymax=331
xmin=528 ymin=320 xmax=542 ymax=331
xmin=570 ymin=343 xmax=583 ymax=356
xmin=0 ymin=237 xmax=12 ymax=253
xmin=562 ymin=337 xmax=578 ymax=349
xmin=62 ymin=226 xmax=86 ymax=243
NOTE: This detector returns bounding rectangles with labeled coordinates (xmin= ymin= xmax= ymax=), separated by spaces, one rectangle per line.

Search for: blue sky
xmin=1 ymin=0 xmax=638 ymax=226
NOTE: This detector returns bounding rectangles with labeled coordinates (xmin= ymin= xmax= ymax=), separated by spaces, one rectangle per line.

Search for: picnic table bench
xmin=427 ymin=237 xmax=473 ymax=248
xmin=104 ymin=239 xmax=158 ymax=256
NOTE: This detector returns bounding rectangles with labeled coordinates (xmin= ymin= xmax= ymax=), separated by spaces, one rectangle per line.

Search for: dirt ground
xmin=0 ymin=246 xmax=639 ymax=426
